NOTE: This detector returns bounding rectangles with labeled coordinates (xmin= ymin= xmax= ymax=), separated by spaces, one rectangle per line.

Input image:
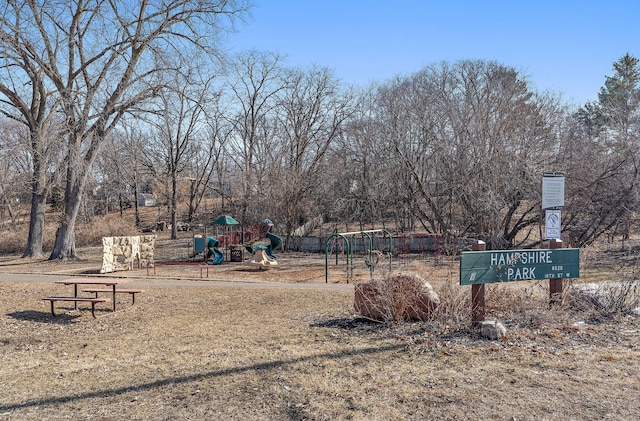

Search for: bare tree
xmin=117 ymin=122 xmax=151 ymax=228
xmin=376 ymin=74 xmax=445 ymax=233
xmin=562 ymin=54 xmax=640 ymax=246
xmin=0 ymin=0 xmax=248 ymax=259
xmin=148 ymin=73 xmax=218 ymax=239
xmin=270 ymin=66 xmax=357 ymax=238
xmin=377 ymin=60 xmax=561 ymax=248
xmin=0 ymin=1 xmax=67 ymax=257
xmin=94 ymin=120 xmax=151 ymax=223
xmin=332 ymin=86 xmax=389 ymax=230
xmin=225 ymin=50 xmax=285 ymax=225
xmin=186 ymin=97 xmax=231 ymax=222
xmin=0 ymin=119 xmax=31 ymax=230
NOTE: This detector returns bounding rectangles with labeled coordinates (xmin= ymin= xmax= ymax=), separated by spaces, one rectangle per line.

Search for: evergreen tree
xmin=597 ymin=53 xmax=640 ymax=143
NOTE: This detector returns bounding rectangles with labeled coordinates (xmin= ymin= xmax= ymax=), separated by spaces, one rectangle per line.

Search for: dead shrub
xmin=74 ymin=215 xmax=138 ymax=247
xmin=1 ymin=226 xmax=31 ymax=254
xmin=354 ymin=265 xmax=474 ymax=333
xmin=0 ymin=224 xmax=57 ymax=255
xmin=395 ymin=259 xmax=438 ymax=279
xmin=486 ymin=282 xmax=548 ymax=314
xmin=354 ymin=273 xmax=440 ymax=322
xmin=566 ymin=280 xmax=640 ymax=318
xmin=426 ymin=278 xmax=471 ymax=331
xmin=565 ymin=242 xmax=640 ymax=318
xmin=397 ymin=262 xmax=472 ymax=330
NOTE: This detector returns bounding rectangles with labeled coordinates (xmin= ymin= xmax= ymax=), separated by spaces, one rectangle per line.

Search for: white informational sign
xmin=542 ymin=173 xmax=565 ymax=210
xmin=545 ymin=209 xmax=561 ymax=240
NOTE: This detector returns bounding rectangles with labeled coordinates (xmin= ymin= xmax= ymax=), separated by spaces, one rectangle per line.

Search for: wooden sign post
xmin=471 ymin=240 xmax=486 ymax=326
xmin=549 ymin=238 xmax=564 ymax=306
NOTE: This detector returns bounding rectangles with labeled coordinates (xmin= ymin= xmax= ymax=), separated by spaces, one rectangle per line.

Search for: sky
xmin=229 ymin=0 xmax=640 ymax=106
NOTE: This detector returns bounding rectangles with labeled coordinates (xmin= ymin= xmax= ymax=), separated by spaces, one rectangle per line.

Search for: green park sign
xmin=460 ymin=248 xmax=580 ymax=285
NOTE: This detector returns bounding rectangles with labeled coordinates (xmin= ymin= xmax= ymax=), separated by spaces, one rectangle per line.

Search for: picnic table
xmin=53 ymin=278 xmax=132 ymax=312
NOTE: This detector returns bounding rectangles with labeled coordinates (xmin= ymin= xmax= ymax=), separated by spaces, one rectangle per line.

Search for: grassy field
xmin=1 ymin=236 xmax=640 ymax=420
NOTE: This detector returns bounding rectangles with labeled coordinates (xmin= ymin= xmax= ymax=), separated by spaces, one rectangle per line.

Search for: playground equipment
xmin=249 ymin=232 xmax=282 ymax=268
xmin=207 ymin=237 xmax=225 ymax=264
xmin=193 ymin=235 xmax=224 ymax=265
xmin=245 ymin=219 xmax=283 ymax=269
xmin=212 ymin=214 xmax=241 ymax=258
xmin=190 ymin=214 xmax=242 ymax=264
xmin=325 ymin=229 xmax=393 ymax=283
xmin=190 ymin=216 xmax=283 ymax=268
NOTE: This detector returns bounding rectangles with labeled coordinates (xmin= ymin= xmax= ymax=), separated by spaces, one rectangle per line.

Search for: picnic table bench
xmin=81 ymin=288 xmax=145 ymax=305
xmin=42 ymin=296 xmax=111 ymax=318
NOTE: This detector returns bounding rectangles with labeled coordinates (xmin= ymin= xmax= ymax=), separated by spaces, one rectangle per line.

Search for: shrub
xmin=354 ymin=273 xmax=440 ymax=322
xmin=566 ymin=280 xmax=640 ymax=318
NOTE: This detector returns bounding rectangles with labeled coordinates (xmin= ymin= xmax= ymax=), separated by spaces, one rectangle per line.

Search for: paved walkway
xmin=0 ymin=271 xmax=354 ymax=291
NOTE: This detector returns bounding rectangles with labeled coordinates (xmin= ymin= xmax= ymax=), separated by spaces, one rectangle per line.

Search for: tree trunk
xmin=7 ymin=202 xmax=17 ymax=229
xmin=133 ymin=185 xmax=140 ymax=228
xmin=22 ymin=129 xmax=51 ymax=258
xmin=188 ymin=179 xmax=196 ymax=223
xmin=22 ymin=191 xmax=47 ymax=258
xmin=170 ymin=175 xmax=178 ymax=240
xmin=119 ymin=191 xmax=124 ymax=217
xmin=49 ymin=180 xmax=82 ymax=260
xmin=50 ymin=218 xmax=77 ymax=260
xmin=22 ymin=153 xmax=50 ymax=258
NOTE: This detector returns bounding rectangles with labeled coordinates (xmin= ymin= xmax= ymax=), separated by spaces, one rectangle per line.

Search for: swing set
xmin=324 ymin=229 xmax=393 ymax=283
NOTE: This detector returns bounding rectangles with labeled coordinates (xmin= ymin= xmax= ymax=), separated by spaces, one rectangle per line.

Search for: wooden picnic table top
xmin=54 ymin=278 xmax=131 ymax=286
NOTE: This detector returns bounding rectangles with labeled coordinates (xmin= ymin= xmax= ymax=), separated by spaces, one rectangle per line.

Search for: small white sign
xmin=542 ymin=174 xmax=565 ymax=210
xmin=545 ymin=209 xmax=561 ymax=240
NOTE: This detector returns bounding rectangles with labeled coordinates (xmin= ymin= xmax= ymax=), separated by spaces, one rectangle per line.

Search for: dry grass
xmin=1 ymin=279 xmax=640 ymax=421
xmin=2 ymin=230 xmax=640 ymax=419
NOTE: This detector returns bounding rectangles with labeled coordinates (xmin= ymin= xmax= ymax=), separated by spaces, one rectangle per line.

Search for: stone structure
xmin=480 ymin=320 xmax=507 ymax=340
xmin=100 ymin=235 xmax=156 ymax=273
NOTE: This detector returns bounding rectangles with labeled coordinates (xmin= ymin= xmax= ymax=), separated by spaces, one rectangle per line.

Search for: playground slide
xmin=211 ymin=248 xmax=224 ymax=265
xmin=265 ymin=232 xmax=282 ymax=259
xmin=250 ymin=247 xmax=278 ymax=268
xmin=206 ymin=237 xmax=224 ymax=265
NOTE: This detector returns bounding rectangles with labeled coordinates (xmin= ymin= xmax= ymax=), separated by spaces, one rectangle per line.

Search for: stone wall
xmin=100 ymin=235 xmax=156 ymax=273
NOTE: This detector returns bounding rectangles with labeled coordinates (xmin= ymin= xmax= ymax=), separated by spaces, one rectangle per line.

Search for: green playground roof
xmin=212 ymin=214 xmax=239 ymax=225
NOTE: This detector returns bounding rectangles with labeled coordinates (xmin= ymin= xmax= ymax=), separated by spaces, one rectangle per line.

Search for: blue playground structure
xmin=207 ymin=237 xmax=225 ymax=265
xmin=193 ymin=236 xmax=224 ymax=265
